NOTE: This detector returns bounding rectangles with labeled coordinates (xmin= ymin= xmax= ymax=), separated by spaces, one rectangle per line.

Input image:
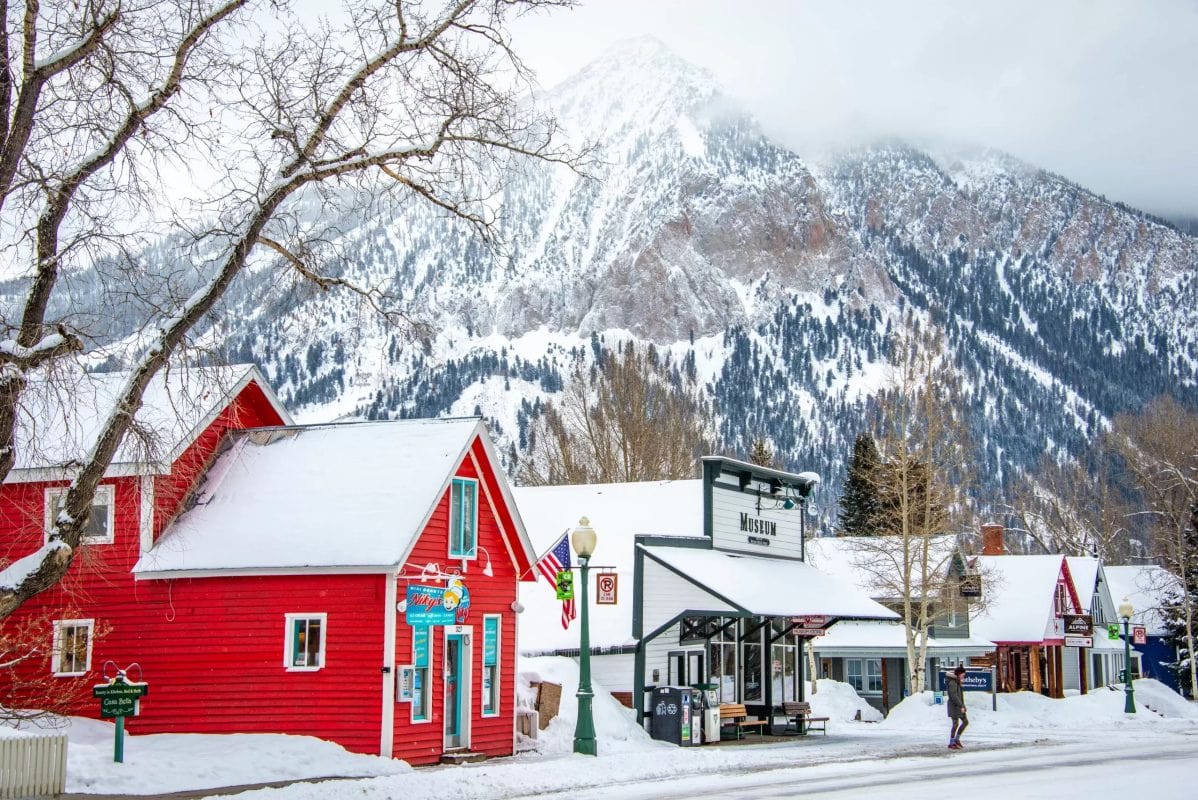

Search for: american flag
xmin=536 ymin=531 xmax=576 ymax=629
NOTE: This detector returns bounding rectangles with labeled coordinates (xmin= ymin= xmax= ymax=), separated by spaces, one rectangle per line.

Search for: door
xmin=444 ymin=628 xmax=473 ymax=750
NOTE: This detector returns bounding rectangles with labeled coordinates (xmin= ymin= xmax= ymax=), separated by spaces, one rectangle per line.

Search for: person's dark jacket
xmin=946 ymin=674 xmax=966 ymax=717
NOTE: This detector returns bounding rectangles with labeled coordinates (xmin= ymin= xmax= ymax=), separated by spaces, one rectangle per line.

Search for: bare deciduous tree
xmin=518 ymin=343 xmax=712 ymax=485
xmin=0 ymin=0 xmax=581 ymax=620
xmin=1108 ymin=396 xmax=1198 ymax=698
xmin=1003 ymin=449 xmax=1136 ymax=560
xmin=859 ymin=325 xmax=976 ymax=693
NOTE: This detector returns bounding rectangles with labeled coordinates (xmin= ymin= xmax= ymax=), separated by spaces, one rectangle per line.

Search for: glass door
xmin=444 ymin=631 xmax=472 ymax=750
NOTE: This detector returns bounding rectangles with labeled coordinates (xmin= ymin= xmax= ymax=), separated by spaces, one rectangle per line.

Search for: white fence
xmin=0 ymin=734 xmax=67 ymax=798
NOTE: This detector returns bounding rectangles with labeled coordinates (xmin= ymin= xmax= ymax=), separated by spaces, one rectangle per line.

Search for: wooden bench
xmin=719 ymin=703 xmax=768 ymax=739
xmin=782 ymin=701 xmax=829 ymax=735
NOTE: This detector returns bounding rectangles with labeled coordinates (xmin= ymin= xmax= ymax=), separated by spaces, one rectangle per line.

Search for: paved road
xmin=514 ymin=737 xmax=1198 ymax=800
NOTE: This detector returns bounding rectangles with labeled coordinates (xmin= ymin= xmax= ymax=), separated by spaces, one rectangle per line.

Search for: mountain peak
xmin=546 ymin=36 xmax=720 ymax=134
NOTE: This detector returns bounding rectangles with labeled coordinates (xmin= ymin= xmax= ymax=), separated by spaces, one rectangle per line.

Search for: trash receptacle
xmin=649 ymin=686 xmax=694 ymax=746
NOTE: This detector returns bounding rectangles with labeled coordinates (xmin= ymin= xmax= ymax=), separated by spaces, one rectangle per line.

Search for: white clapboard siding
xmin=0 ymin=734 xmax=68 ymax=799
xmin=641 ymin=554 xmax=737 ymax=635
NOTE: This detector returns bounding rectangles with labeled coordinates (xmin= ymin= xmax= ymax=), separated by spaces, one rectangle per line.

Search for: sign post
xmin=93 ymin=672 xmax=149 ymax=763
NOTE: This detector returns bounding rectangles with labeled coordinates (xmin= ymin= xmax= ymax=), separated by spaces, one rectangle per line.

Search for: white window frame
xmin=846 ymin=658 xmax=864 ymax=692
xmin=481 ymin=614 xmax=502 ymax=717
xmin=45 ymin=484 xmax=115 ymax=545
xmin=52 ymin=618 xmax=94 ymax=677
xmin=866 ymin=658 xmax=883 ymax=693
xmin=447 ymin=477 xmax=479 ymax=560
xmin=284 ymin=613 xmax=327 ymax=672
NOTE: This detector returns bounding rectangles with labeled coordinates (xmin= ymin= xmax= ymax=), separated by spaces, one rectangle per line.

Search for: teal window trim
xmin=411 ymin=626 xmax=432 ymax=723
xmin=448 ymin=478 xmax=478 ymax=559
xmin=482 ymin=615 xmax=501 ymax=716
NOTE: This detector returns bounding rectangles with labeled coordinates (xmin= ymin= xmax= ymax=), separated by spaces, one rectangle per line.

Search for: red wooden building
xmin=1 ymin=366 xmax=538 ymax=764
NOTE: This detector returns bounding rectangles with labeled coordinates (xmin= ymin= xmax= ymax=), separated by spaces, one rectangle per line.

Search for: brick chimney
xmin=981 ymin=523 xmax=1005 ymax=556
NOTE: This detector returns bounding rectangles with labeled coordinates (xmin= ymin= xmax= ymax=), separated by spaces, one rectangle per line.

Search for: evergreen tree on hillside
xmin=1161 ymin=501 xmax=1198 ymax=697
xmin=748 ymin=437 xmax=778 ymax=469
xmin=838 ymin=433 xmax=884 ymax=536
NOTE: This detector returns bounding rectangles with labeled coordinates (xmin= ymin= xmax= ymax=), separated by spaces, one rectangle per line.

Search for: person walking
xmin=946 ymin=664 xmax=968 ymax=749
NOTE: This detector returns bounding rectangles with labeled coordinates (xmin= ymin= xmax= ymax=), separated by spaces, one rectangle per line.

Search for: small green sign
xmin=555 ymin=570 xmax=574 ymax=600
xmin=93 ymin=678 xmax=149 ymax=719
xmin=1108 ymin=624 xmax=1121 ymax=641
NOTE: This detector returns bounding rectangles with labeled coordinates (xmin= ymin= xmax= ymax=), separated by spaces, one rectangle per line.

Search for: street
xmin=514 ymin=735 xmax=1198 ymax=799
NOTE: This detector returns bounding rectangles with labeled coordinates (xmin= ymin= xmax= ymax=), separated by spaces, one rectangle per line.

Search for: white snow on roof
xmin=804 ymin=534 xmax=962 ymax=599
xmin=10 ymin=364 xmax=286 ymax=476
xmin=513 ymin=480 xmax=702 ymax=652
xmin=1064 ymin=557 xmax=1100 ymax=613
xmin=971 ymin=555 xmax=1066 ymax=643
xmin=134 ymin=418 xmax=482 ymax=574
xmin=640 ymin=545 xmax=899 ymax=621
xmin=1104 ymin=565 xmax=1180 ymax=636
xmin=812 ymin=620 xmax=993 ymax=654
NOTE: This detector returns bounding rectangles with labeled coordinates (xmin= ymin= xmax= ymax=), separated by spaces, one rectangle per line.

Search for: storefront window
xmin=741 ymin=620 xmax=763 ymax=703
xmin=773 ymin=641 xmax=798 ymax=703
xmin=709 ymin=617 xmax=737 ymax=703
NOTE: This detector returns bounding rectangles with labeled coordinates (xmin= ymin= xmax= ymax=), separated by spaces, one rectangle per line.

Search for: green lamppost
xmin=572 ymin=517 xmax=598 ymax=755
xmin=1118 ymin=598 xmax=1136 ymax=714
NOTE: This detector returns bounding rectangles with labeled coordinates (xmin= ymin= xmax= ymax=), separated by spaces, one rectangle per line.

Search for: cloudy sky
xmin=509 ymin=0 xmax=1198 ymax=219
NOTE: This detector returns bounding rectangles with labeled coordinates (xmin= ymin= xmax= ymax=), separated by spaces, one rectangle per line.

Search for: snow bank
xmin=518 ymin=656 xmax=663 ymax=754
xmin=7 ymin=715 xmax=407 ymax=795
xmin=808 ymin=679 xmax=883 ymax=722
xmin=881 ymin=679 xmax=1197 ymax=734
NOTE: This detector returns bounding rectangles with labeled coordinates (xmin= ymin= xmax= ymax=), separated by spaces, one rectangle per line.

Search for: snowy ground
xmin=5 ymin=660 xmax=1195 ymax=799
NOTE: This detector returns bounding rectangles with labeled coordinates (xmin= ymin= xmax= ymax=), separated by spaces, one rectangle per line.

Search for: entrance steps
xmin=440 ymin=750 xmax=487 ymax=765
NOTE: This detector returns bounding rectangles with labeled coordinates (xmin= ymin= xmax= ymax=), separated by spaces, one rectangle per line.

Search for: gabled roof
xmin=1104 ymin=565 xmax=1181 ymax=636
xmin=971 ymin=554 xmax=1075 ymax=643
xmin=8 ymin=364 xmax=290 ymax=482
xmin=638 ymin=544 xmax=900 ymax=621
xmin=134 ymin=418 xmax=534 ymax=576
xmin=804 ymin=534 xmax=965 ymax=601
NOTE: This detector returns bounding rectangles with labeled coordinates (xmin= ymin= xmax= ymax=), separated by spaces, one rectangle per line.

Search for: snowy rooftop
xmin=9 ymin=364 xmax=287 ymax=478
xmin=1065 ymin=557 xmax=1101 ymax=610
xmin=971 ymin=555 xmax=1067 ymax=643
xmin=514 ymin=480 xmax=702 ymax=652
xmin=134 ymin=418 xmax=489 ymax=574
xmin=640 ymin=545 xmax=899 ymax=621
xmin=812 ymin=620 xmax=993 ymax=655
xmin=804 ymin=534 xmax=963 ymax=599
xmin=1104 ymin=565 xmax=1180 ymax=636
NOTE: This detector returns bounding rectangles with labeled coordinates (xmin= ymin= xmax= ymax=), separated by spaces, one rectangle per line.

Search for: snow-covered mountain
xmin=14 ymin=37 xmax=1198 ymax=517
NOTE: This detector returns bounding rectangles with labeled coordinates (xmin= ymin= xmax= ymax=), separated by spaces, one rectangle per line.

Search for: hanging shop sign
xmin=959 ymin=574 xmax=983 ymax=598
xmin=405 ymin=580 xmax=471 ymax=626
xmin=791 ymin=628 xmax=827 ymax=637
xmin=596 ymin=573 xmax=618 ymax=605
xmin=1133 ymin=626 xmax=1147 ymax=645
xmin=1063 ymin=614 xmax=1093 ymax=636
xmin=1064 ymin=636 xmax=1094 ymax=648
xmin=555 ymin=570 xmax=574 ymax=601
xmin=791 ymin=615 xmax=830 ymax=628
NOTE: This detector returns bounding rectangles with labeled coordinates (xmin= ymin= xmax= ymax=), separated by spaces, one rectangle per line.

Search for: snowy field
xmin=5 ymin=658 xmax=1195 ymax=799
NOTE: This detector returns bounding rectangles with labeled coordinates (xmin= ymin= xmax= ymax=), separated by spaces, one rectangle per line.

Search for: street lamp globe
xmin=1118 ymin=599 xmax=1134 ymax=621
xmin=572 ymin=517 xmax=597 ymax=559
